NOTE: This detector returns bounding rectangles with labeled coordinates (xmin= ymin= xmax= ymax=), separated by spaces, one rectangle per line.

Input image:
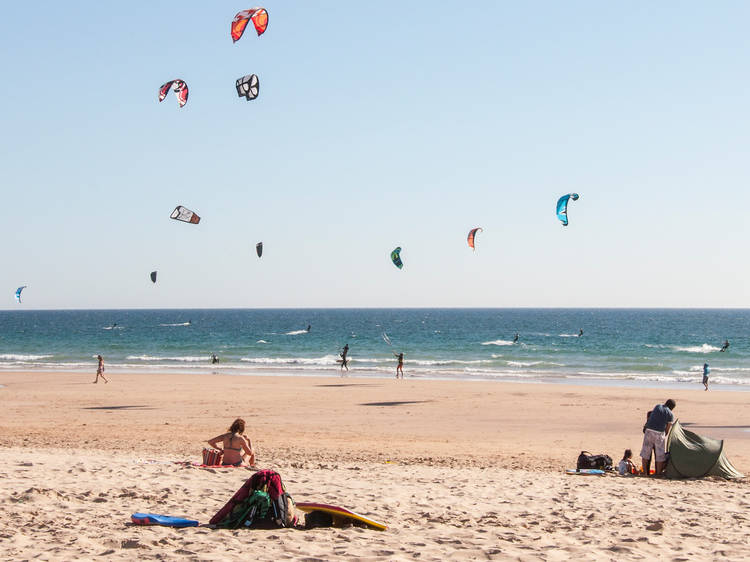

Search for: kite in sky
xmin=556 ymin=193 xmax=579 ymax=226
xmin=150 ymin=271 xmax=157 ymax=284
xmin=231 ymin=8 xmax=269 ymax=42
xmin=170 ymin=206 xmax=201 ymax=224
xmin=236 ymin=74 xmax=260 ymax=101
xmin=15 ymin=286 xmax=27 ymax=303
xmin=158 ymin=80 xmax=189 ymax=108
xmin=391 ymin=247 xmax=403 ymax=269
xmin=256 ymin=242 xmax=263 ymax=258
xmin=467 ymin=227 xmax=482 ymax=251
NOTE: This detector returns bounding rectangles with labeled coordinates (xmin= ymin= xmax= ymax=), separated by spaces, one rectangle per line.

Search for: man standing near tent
xmin=640 ymin=399 xmax=676 ymax=476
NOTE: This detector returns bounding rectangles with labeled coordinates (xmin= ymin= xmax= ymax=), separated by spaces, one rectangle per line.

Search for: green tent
xmin=665 ymin=420 xmax=744 ymax=479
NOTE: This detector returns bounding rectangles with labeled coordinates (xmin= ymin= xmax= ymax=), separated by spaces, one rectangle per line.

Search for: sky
xmin=1 ymin=1 xmax=749 ymax=309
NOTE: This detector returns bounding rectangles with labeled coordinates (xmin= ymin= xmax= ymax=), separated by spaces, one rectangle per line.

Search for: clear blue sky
xmin=2 ymin=1 xmax=749 ymax=309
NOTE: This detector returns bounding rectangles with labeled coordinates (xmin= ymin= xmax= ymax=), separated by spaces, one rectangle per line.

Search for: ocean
xmin=0 ymin=309 xmax=748 ymax=389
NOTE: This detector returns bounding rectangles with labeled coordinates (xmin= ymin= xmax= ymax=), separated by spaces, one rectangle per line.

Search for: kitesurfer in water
xmin=340 ymin=344 xmax=350 ymax=373
xmin=93 ymin=355 xmax=108 ymax=384
xmin=394 ymin=352 xmax=404 ymax=379
xmin=579 ymin=329 xmax=584 ymax=337
xmin=720 ymin=340 xmax=730 ymax=352
xmin=513 ymin=333 xmax=519 ymax=343
xmin=307 ymin=325 xmax=311 ymax=333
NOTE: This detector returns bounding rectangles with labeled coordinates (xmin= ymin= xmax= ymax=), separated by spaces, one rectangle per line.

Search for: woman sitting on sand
xmin=207 ymin=418 xmax=255 ymax=467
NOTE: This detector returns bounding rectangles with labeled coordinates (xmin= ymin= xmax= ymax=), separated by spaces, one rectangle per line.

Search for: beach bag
xmin=202 ymin=448 xmax=223 ymax=466
xmin=577 ymin=451 xmax=613 ymax=471
xmin=210 ymin=469 xmax=297 ymax=529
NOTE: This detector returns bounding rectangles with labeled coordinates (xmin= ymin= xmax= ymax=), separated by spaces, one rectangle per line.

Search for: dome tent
xmin=665 ymin=420 xmax=744 ymax=480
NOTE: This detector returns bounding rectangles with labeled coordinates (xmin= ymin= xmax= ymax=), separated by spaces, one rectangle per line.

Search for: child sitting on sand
xmin=618 ymin=449 xmax=638 ymax=475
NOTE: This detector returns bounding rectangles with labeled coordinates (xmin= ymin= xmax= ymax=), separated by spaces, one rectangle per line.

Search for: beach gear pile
xmin=665 ymin=421 xmax=744 ymax=479
xmin=576 ymin=451 xmax=613 ymax=471
xmin=210 ymin=469 xmax=298 ymax=529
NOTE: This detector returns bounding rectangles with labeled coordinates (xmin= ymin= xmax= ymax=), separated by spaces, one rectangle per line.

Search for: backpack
xmin=576 ymin=451 xmax=613 ymax=471
xmin=210 ymin=469 xmax=298 ymax=529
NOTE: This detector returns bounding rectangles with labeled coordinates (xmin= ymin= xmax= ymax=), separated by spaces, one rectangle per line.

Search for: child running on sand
xmin=617 ymin=449 xmax=638 ymax=475
xmin=93 ymin=355 xmax=108 ymax=383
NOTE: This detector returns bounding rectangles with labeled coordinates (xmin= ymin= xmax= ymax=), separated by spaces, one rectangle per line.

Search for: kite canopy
xmin=556 ymin=193 xmax=579 ymax=226
xmin=236 ymin=74 xmax=260 ymax=101
xmin=150 ymin=271 xmax=157 ymax=284
xmin=170 ymin=206 xmax=200 ymax=224
xmin=665 ymin=420 xmax=744 ymax=479
xmin=390 ymin=247 xmax=403 ymax=269
xmin=231 ymin=8 xmax=268 ymax=42
xmin=158 ymin=80 xmax=189 ymax=108
xmin=256 ymin=242 xmax=263 ymax=258
xmin=467 ymin=227 xmax=482 ymax=251
xmin=15 ymin=286 xmax=27 ymax=303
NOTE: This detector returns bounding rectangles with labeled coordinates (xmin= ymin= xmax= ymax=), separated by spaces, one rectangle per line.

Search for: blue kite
xmin=15 ymin=286 xmax=27 ymax=303
xmin=556 ymin=193 xmax=579 ymax=226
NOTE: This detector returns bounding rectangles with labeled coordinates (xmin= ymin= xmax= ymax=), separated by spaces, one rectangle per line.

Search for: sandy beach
xmin=2 ymin=371 xmax=749 ymax=560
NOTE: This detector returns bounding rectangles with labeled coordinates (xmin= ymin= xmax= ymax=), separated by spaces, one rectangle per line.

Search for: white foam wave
xmin=240 ymin=355 xmax=340 ymax=366
xmin=159 ymin=322 xmax=191 ymax=327
xmin=506 ymin=361 xmax=565 ymax=367
xmin=256 ymin=340 xmax=268 ymax=344
xmin=558 ymin=334 xmax=580 ymax=338
xmin=0 ymin=354 xmax=53 ymax=361
xmin=672 ymin=344 xmax=721 ymax=353
xmin=126 ymin=355 xmax=209 ymax=362
xmin=481 ymin=340 xmax=515 ymax=346
xmin=284 ymin=330 xmax=308 ymax=335
xmin=491 ymin=354 xmax=503 ymax=359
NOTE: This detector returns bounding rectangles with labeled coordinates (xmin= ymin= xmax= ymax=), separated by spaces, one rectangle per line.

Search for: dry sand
xmin=1 ymin=371 xmax=749 ymax=560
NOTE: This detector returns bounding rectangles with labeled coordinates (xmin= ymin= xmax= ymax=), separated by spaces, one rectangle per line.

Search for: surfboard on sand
xmin=295 ymin=502 xmax=387 ymax=531
xmin=131 ymin=513 xmax=200 ymax=528
xmin=565 ymin=469 xmax=605 ymax=476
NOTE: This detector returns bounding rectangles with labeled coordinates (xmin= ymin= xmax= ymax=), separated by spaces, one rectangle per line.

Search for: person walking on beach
xmin=211 ymin=353 xmax=219 ymax=364
xmin=340 ymin=344 xmax=349 ymax=373
xmin=640 ymin=399 xmax=676 ymax=476
xmin=93 ymin=355 xmax=108 ymax=384
xmin=394 ymin=352 xmax=404 ymax=378
xmin=702 ymin=362 xmax=710 ymax=391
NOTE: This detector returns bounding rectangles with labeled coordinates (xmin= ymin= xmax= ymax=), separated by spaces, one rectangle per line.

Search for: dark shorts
xmin=222 ymin=460 xmax=242 ymax=467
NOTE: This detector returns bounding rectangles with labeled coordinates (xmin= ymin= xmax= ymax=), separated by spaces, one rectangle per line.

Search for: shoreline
xmin=1 ymin=367 xmax=747 ymax=392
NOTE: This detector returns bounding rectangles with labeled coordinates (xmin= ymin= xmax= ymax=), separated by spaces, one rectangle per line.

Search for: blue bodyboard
xmin=131 ymin=512 xmax=199 ymax=527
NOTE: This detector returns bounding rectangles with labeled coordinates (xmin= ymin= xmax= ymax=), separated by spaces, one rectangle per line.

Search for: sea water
xmin=0 ymin=309 xmax=748 ymax=389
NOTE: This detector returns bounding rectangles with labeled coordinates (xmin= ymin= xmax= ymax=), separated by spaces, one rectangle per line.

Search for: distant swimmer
xmin=211 ymin=353 xmax=219 ymax=364
xmin=720 ymin=339 xmax=730 ymax=352
xmin=394 ymin=352 xmax=404 ymax=379
xmin=702 ymin=362 xmax=710 ymax=391
xmin=93 ymin=355 xmax=108 ymax=384
xmin=579 ymin=328 xmax=584 ymax=337
xmin=513 ymin=333 xmax=519 ymax=343
xmin=340 ymin=344 xmax=350 ymax=373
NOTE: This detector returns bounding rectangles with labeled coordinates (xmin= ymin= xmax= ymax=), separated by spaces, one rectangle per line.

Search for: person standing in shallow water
xmin=702 ymin=362 xmax=710 ymax=391
xmin=394 ymin=352 xmax=404 ymax=379
xmin=340 ymin=344 xmax=349 ymax=373
xmin=93 ymin=355 xmax=108 ymax=383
